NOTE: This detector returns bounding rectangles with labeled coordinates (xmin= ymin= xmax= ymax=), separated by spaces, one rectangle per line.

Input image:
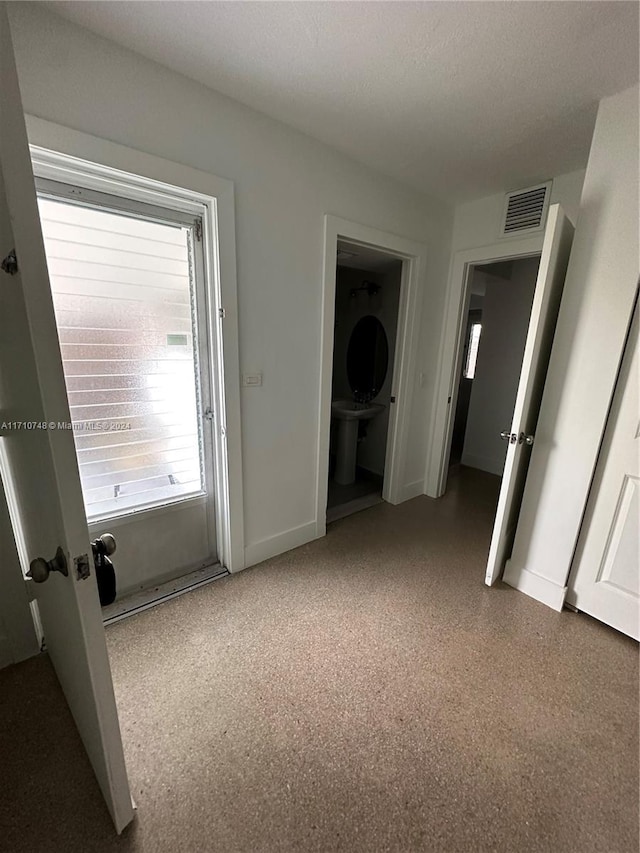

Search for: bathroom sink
xmin=331 ymin=399 xmax=385 ymax=421
xmin=330 ymin=399 xmax=385 ymax=486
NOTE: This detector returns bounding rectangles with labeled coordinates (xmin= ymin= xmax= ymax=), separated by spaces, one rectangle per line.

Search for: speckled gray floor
xmin=1 ymin=467 xmax=638 ymax=852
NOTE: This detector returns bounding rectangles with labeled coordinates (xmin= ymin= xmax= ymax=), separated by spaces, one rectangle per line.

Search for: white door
xmin=566 ymin=298 xmax=639 ymax=639
xmin=0 ymin=6 xmax=133 ymax=833
xmin=485 ymin=205 xmax=574 ymax=585
xmin=34 ymin=181 xmax=217 ymax=599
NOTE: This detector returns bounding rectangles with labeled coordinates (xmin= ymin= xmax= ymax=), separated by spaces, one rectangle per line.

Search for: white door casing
xmin=566 ymin=297 xmax=639 ymax=640
xmin=425 ymin=233 xmax=544 ymax=500
xmin=34 ymin=178 xmax=218 ymax=597
xmin=25 ymin=117 xmax=245 ymax=575
xmin=317 ymin=215 xmax=428 ymax=534
xmin=0 ymin=5 xmax=133 ymax=832
xmin=485 ymin=205 xmax=574 ymax=586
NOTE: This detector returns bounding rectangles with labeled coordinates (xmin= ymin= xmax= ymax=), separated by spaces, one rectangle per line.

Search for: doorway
xmin=35 ymin=181 xmax=220 ymax=603
xmin=427 ymin=204 xmax=574 ymax=588
xmin=446 ymin=256 xmax=541 ymax=483
xmin=27 ymin=142 xmax=245 ymax=618
xmin=316 ymin=216 xmax=428 ymax=537
xmin=327 ymin=242 xmax=403 ymax=521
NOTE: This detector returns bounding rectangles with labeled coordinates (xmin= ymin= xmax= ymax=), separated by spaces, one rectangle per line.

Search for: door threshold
xmin=102 ymin=563 xmax=229 ymax=626
xmin=327 ymin=492 xmax=383 ymax=523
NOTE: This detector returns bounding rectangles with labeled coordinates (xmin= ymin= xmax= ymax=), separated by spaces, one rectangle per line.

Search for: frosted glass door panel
xmin=38 ymin=198 xmax=204 ymax=519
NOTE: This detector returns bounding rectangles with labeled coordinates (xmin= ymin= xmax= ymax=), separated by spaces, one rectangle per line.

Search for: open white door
xmin=565 ymin=297 xmax=639 ymax=639
xmin=0 ymin=5 xmax=133 ymax=833
xmin=485 ymin=205 xmax=574 ymax=586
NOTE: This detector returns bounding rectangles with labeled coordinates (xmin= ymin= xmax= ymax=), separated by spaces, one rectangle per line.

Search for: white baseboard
xmin=460 ymin=452 xmax=504 ymax=477
xmin=244 ymin=520 xmax=319 ymax=569
xmin=503 ymin=561 xmax=567 ymax=612
xmin=399 ymin=479 xmax=425 ymax=503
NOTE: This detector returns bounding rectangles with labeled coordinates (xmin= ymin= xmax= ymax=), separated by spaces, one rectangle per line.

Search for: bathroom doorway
xmin=317 ymin=216 xmax=428 ymax=536
xmin=327 ymin=243 xmax=403 ymax=521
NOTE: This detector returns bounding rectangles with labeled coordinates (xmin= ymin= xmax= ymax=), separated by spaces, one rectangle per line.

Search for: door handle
xmin=92 ymin=533 xmax=116 ymax=557
xmin=519 ymin=433 xmax=535 ymax=446
xmin=500 ymin=430 xmax=517 ymax=444
xmin=91 ymin=533 xmax=117 ymax=606
xmin=27 ymin=546 xmax=68 ymax=583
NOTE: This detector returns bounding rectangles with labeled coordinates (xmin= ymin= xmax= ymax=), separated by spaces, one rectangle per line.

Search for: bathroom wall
xmin=332 ymin=264 xmax=402 ymax=477
xmin=461 ymin=258 xmax=539 ymax=475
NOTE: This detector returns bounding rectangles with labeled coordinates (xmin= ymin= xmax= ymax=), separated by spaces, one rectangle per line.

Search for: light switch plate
xmin=243 ymin=373 xmax=262 ymax=387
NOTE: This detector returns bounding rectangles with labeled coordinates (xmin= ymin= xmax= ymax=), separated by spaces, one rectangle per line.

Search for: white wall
xmin=503 ymin=84 xmax=639 ymax=609
xmin=332 ymin=264 xmax=402 ymax=477
xmin=462 ymin=258 xmax=538 ymax=475
xmin=8 ymin=5 xmax=453 ymax=565
xmin=452 ymin=169 xmax=585 ymax=254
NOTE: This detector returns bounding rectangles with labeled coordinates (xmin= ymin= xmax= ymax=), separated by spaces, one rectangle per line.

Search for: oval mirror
xmin=347 ymin=315 xmax=389 ymax=399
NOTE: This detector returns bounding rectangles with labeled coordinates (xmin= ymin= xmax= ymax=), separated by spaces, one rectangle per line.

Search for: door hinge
xmin=218 ymin=307 xmax=226 ymax=319
xmin=194 ymin=218 xmax=203 ymax=242
xmin=204 ymin=407 xmax=215 ymax=422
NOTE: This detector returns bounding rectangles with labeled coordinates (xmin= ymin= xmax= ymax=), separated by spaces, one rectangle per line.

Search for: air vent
xmin=500 ymin=181 xmax=552 ymax=237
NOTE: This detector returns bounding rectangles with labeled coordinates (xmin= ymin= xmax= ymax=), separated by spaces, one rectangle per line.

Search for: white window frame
xmin=28 ymin=122 xmax=244 ymax=572
xmin=36 ymin=178 xmax=215 ymax=523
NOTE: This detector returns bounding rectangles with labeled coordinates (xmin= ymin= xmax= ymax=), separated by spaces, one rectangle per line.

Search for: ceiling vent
xmin=500 ymin=181 xmax=552 ymax=237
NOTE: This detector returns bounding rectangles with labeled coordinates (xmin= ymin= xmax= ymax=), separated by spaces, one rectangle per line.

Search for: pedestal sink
xmin=331 ymin=399 xmax=385 ymax=485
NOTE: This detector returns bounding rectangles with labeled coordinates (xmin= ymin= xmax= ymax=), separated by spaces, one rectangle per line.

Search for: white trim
xmin=26 ymin=117 xmax=245 ymax=572
xmin=86 ymin=495 xmax=208 ymax=532
xmin=316 ymin=216 xmax=428 ymax=537
xmin=102 ymin=562 xmax=228 ymax=626
xmin=502 ymin=562 xmax=567 ymax=612
xmin=244 ymin=520 xmax=319 ymax=569
xmin=424 ymin=235 xmax=544 ymax=498
xmin=398 ymin=479 xmax=425 ymax=503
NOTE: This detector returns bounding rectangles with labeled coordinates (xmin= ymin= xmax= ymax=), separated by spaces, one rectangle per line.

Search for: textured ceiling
xmin=43 ymin=1 xmax=639 ymax=202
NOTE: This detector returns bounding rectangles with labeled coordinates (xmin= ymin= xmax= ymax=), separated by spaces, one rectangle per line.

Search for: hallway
xmin=1 ymin=468 xmax=637 ymax=852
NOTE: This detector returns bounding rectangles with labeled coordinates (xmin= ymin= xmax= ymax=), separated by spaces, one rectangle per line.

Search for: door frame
xmin=316 ymin=215 xmax=428 ymax=537
xmin=26 ymin=117 xmax=246 ymax=573
xmin=424 ymin=235 xmax=545 ymax=499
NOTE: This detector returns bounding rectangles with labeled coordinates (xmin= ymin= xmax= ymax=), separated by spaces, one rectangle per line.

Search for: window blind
xmin=38 ymin=197 xmax=204 ymax=519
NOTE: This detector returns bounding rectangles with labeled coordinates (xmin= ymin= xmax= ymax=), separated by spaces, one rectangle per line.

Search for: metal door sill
xmin=102 ymin=563 xmax=229 ymax=626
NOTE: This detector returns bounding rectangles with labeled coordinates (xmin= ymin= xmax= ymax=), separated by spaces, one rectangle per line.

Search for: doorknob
xmin=500 ymin=430 xmax=517 ymax=443
xmin=519 ymin=433 xmax=535 ymax=446
xmin=92 ymin=532 xmax=116 ymax=557
xmin=27 ymin=546 xmax=68 ymax=583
